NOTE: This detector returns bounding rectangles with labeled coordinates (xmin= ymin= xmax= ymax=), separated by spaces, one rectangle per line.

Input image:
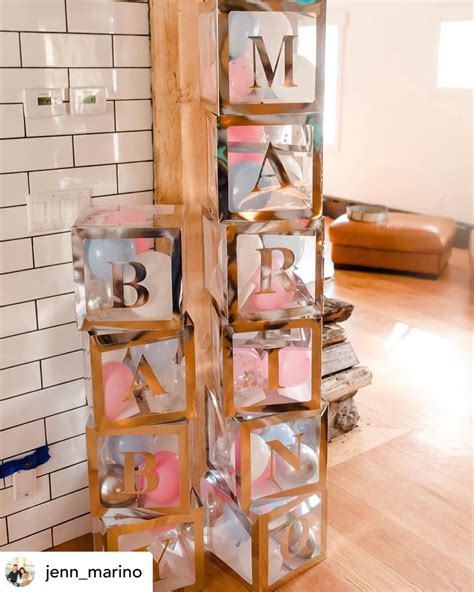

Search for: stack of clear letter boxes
xmin=72 ymin=205 xmax=204 ymax=591
xmin=199 ymin=0 xmax=327 ymax=590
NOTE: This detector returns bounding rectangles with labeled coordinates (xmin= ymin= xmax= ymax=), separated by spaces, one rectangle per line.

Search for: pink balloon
xmin=228 ymin=126 xmax=265 ymax=145
xmin=140 ymin=451 xmax=180 ymax=503
xmin=245 ymin=252 xmax=295 ymax=312
xmin=229 ymin=55 xmax=254 ymax=102
xmin=104 ymin=210 xmax=154 ymax=255
xmin=228 ymin=125 xmax=266 ymax=167
xmin=102 ymin=361 xmax=134 ymax=420
xmin=233 ymin=347 xmax=265 ymax=390
xmin=261 ymin=348 xmax=312 ymax=388
xmin=279 ymin=348 xmax=311 ymax=387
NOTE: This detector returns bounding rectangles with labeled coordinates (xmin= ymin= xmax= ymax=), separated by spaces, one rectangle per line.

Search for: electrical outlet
xmin=13 ymin=469 xmax=37 ymax=500
xmin=27 ymin=189 xmax=91 ymax=234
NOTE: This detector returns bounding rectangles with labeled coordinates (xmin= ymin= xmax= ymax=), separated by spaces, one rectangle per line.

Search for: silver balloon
xmin=100 ymin=464 xmax=136 ymax=507
xmin=274 ymin=443 xmax=318 ymax=484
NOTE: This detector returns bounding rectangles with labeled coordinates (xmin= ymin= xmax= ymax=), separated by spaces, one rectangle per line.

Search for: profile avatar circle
xmin=5 ymin=558 xmax=35 ymax=587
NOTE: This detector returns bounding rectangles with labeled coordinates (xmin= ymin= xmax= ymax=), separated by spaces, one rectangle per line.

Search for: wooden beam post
xmin=149 ymin=0 xmax=211 ymax=489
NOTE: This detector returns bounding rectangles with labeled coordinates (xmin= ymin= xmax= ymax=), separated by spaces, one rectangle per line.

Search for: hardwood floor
xmin=54 ymin=248 xmax=474 ymax=591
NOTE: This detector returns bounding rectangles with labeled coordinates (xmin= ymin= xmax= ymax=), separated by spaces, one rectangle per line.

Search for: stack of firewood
xmin=321 ymin=297 xmax=372 ymax=440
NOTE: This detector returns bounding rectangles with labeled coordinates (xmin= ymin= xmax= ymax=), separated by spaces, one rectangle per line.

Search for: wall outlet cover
xmin=27 ymin=189 xmax=91 ymax=234
xmin=13 ymin=469 xmax=37 ymax=500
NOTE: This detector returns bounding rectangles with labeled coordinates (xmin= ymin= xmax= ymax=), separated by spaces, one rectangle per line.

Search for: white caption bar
xmin=1 ymin=552 xmax=153 ymax=591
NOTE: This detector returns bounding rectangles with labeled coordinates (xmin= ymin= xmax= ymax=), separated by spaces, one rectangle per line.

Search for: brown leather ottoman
xmin=328 ymin=212 xmax=457 ymax=278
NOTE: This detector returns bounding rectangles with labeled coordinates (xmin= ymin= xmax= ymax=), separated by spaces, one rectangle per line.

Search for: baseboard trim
xmin=323 ymin=196 xmax=472 ymax=249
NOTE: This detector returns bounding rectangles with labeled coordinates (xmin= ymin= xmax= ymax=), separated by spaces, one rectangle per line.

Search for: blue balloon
xmin=261 ymin=424 xmax=295 ymax=447
xmin=223 ymin=504 xmax=251 ymax=544
xmin=107 ymin=435 xmax=152 ymax=466
xmin=85 ymin=239 xmax=136 ymax=279
xmin=229 ymin=161 xmax=272 ymax=212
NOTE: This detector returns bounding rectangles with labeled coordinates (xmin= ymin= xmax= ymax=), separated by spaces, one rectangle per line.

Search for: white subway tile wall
xmin=0 ymin=363 xmax=42 ymax=400
xmin=69 ymin=68 xmax=151 ymax=100
xmin=0 ymin=33 xmax=21 ymax=68
xmin=0 ymin=302 xmax=37 ymax=339
xmin=115 ymin=99 xmax=152 ymax=131
xmin=30 ymin=165 xmax=118 ymax=198
xmin=0 ymin=239 xmax=33 ymax=273
xmin=52 ymin=514 xmax=91 ymax=547
xmin=0 ymin=173 xmax=29 ymax=207
xmin=0 ymin=0 xmax=153 ymax=549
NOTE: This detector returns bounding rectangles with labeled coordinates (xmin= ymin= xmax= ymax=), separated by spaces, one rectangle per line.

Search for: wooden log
xmin=328 ymin=395 xmax=361 ymax=441
xmin=322 ymin=341 xmax=359 ymax=377
xmin=323 ymin=323 xmax=347 ymax=348
xmin=323 ymin=297 xmax=354 ymax=323
xmin=322 ymin=366 xmax=373 ymax=403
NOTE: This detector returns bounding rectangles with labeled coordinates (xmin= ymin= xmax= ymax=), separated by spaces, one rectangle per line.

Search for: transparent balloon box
xmin=72 ymin=205 xmax=184 ymax=332
xmin=208 ymin=312 xmax=322 ymax=416
xmin=86 ymin=419 xmax=192 ymax=517
xmin=84 ymin=318 xmax=196 ymax=430
xmin=206 ymin=385 xmax=327 ymax=511
xmin=92 ymin=490 xmax=204 ymax=592
xmin=201 ymin=471 xmax=327 ymax=591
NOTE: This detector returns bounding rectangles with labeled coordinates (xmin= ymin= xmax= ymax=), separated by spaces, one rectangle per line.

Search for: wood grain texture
xmin=322 ymin=323 xmax=347 ymax=347
xmin=322 ymin=341 xmax=359 ymax=377
xmin=150 ymin=0 xmax=210 ymax=490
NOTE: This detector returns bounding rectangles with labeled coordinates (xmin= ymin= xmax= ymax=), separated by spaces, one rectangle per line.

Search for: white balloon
xmin=267 ymin=537 xmax=284 ymax=585
xmin=154 ymin=537 xmax=196 ymax=588
xmin=262 ymin=235 xmax=306 ymax=265
xmin=230 ymin=433 xmax=270 ymax=482
xmin=275 ymin=55 xmax=315 ymax=104
xmin=124 ymin=250 xmax=173 ymax=321
xmin=235 ymin=539 xmax=253 ymax=583
xmin=211 ymin=516 xmax=239 ymax=563
xmin=255 ymin=13 xmax=293 ymax=56
xmin=237 ymin=233 xmax=263 ymax=295
xmin=130 ymin=338 xmax=179 ymax=373
xmin=236 ymin=538 xmax=283 ymax=585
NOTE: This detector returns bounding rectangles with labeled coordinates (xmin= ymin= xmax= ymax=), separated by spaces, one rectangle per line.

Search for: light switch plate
xmin=13 ymin=469 xmax=37 ymax=500
xmin=27 ymin=189 xmax=91 ymax=234
xmin=24 ymin=88 xmax=64 ymax=118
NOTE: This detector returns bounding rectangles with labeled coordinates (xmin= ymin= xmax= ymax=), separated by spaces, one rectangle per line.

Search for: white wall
xmin=324 ymin=1 xmax=473 ymax=224
xmin=0 ymin=0 xmax=153 ymax=550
